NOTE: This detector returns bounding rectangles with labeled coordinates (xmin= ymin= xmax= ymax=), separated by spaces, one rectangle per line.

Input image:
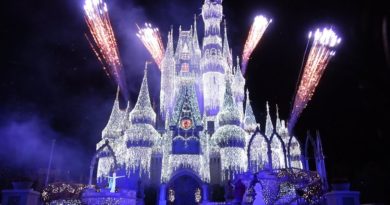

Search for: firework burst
xmin=137 ymin=23 xmax=165 ymax=69
xmin=289 ymin=28 xmax=341 ymax=132
xmin=84 ymin=0 xmax=128 ymax=99
xmin=241 ymin=15 xmax=272 ymax=75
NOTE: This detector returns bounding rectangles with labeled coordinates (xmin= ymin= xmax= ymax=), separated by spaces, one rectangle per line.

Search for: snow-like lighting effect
xmin=289 ymin=27 xmax=341 ymax=132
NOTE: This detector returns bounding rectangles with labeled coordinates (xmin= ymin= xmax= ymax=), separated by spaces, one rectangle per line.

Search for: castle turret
xmin=125 ymin=64 xmax=159 ymax=176
xmin=160 ymin=30 xmax=176 ymax=119
xmin=213 ymin=79 xmax=247 ymax=181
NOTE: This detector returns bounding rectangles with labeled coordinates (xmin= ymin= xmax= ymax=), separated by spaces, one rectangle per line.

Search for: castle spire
xmin=121 ymin=100 xmax=132 ymax=130
xmin=166 ymin=29 xmax=174 ymax=57
xmin=130 ymin=63 xmax=156 ymax=125
xmin=124 ymin=64 xmax=159 ymax=176
xmin=303 ymin=131 xmax=313 ymax=170
xmin=193 ymin=14 xmax=201 ymax=56
xmin=232 ymin=57 xmax=245 ymax=121
xmin=265 ymin=101 xmax=274 ymax=137
xmin=315 ymin=130 xmax=324 ymax=159
xmin=235 ymin=56 xmax=245 ymax=82
xmin=223 ymin=20 xmax=232 ymax=67
xmin=102 ymin=86 xmax=125 ymax=139
xmin=243 ymin=89 xmax=257 ymax=132
xmin=276 ymin=104 xmax=282 ymax=133
xmin=315 ymin=130 xmax=329 ymax=191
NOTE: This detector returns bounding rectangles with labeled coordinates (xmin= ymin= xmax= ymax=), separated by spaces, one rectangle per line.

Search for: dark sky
xmin=1 ymin=0 xmax=389 ymax=203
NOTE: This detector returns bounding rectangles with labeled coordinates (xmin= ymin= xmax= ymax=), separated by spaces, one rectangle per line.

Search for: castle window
xmin=181 ymin=52 xmax=190 ymax=60
xmin=181 ymin=63 xmax=189 ymax=72
xmin=210 ymin=48 xmax=216 ymax=55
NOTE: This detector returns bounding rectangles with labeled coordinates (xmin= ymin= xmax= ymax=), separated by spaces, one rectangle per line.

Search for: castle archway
xmin=166 ymin=170 xmax=203 ymax=205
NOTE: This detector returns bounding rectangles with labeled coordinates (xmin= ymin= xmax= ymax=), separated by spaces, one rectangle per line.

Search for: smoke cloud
xmin=0 ymin=113 xmax=90 ymax=183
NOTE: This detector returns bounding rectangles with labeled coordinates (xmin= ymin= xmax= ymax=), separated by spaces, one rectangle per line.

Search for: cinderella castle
xmin=93 ymin=0 xmax=328 ymax=204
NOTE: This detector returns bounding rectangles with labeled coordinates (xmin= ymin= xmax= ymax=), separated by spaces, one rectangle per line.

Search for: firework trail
xmin=288 ymin=28 xmax=341 ymax=132
xmin=241 ymin=15 xmax=272 ymax=75
xmin=137 ymin=23 xmax=165 ymax=69
xmin=84 ymin=0 xmax=128 ymax=99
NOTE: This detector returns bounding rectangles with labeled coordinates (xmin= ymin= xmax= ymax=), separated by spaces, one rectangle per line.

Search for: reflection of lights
xmin=168 ymin=189 xmax=175 ymax=202
xmin=195 ymin=188 xmax=202 ymax=203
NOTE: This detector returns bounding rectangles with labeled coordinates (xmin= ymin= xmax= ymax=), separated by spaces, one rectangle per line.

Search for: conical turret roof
xmin=102 ymin=87 xmax=126 ymax=139
xmin=265 ymin=101 xmax=274 ymax=137
xmin=217 ymin=79 xmax=241 ymax=126
xmin=129 ymin=64 xmax=156 ymax=125
xmin=193 ymin=15 xmax=201 ymax=56
xmin=243 ymin=89 xmax=257 ymax=132
xmin=223 ymin=20 xmax=232 ymax=67
xmin=233 ymin=57 xmax=245 ymax=83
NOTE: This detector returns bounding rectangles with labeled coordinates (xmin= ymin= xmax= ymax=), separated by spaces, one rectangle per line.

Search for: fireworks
xmin=84 ymin=0 xmax=128 ymax=99
xmin=136 ymin=23 xmax=165 ymax=69
xmin=289 ymin=28 xmax=341 ymax=132
xmin=241 ymin=15 xmax=272 ymax=75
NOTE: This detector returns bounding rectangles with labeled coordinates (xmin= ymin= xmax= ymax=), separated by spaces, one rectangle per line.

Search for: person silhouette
xmin=107 ymin=172 xmax=125 ymax=193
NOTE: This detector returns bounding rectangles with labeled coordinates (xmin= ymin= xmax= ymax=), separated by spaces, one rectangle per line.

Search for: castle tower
xmin=201 ymin=0 xmax=227 ymax=118
xmin=96 ymin=88 xmax=128 ymax=181
xmin=160 ymin=30 xmax=176 ymax=120
xmin=213 ymin=79 xmax=247 ymax=181
xmin=125 ymin=64 xmax=159 ymax=177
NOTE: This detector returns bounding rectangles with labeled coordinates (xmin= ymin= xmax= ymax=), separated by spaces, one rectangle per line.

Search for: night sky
xmin=1 ymin=0 xmax=389 ymax=203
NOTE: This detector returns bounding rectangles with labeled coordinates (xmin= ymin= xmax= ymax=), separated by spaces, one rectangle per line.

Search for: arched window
xmin=249 ymin=133 xmax=268 ymax=172
xmin=289 ymin=136 xmax=303 ymax=169
xmin=210 ymin=48 xmax=216 ymax=56
xmin=270 ymin=134 xmax=285 ymax=169
xmin=92 ymin=141 xmax=118 ymax=184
